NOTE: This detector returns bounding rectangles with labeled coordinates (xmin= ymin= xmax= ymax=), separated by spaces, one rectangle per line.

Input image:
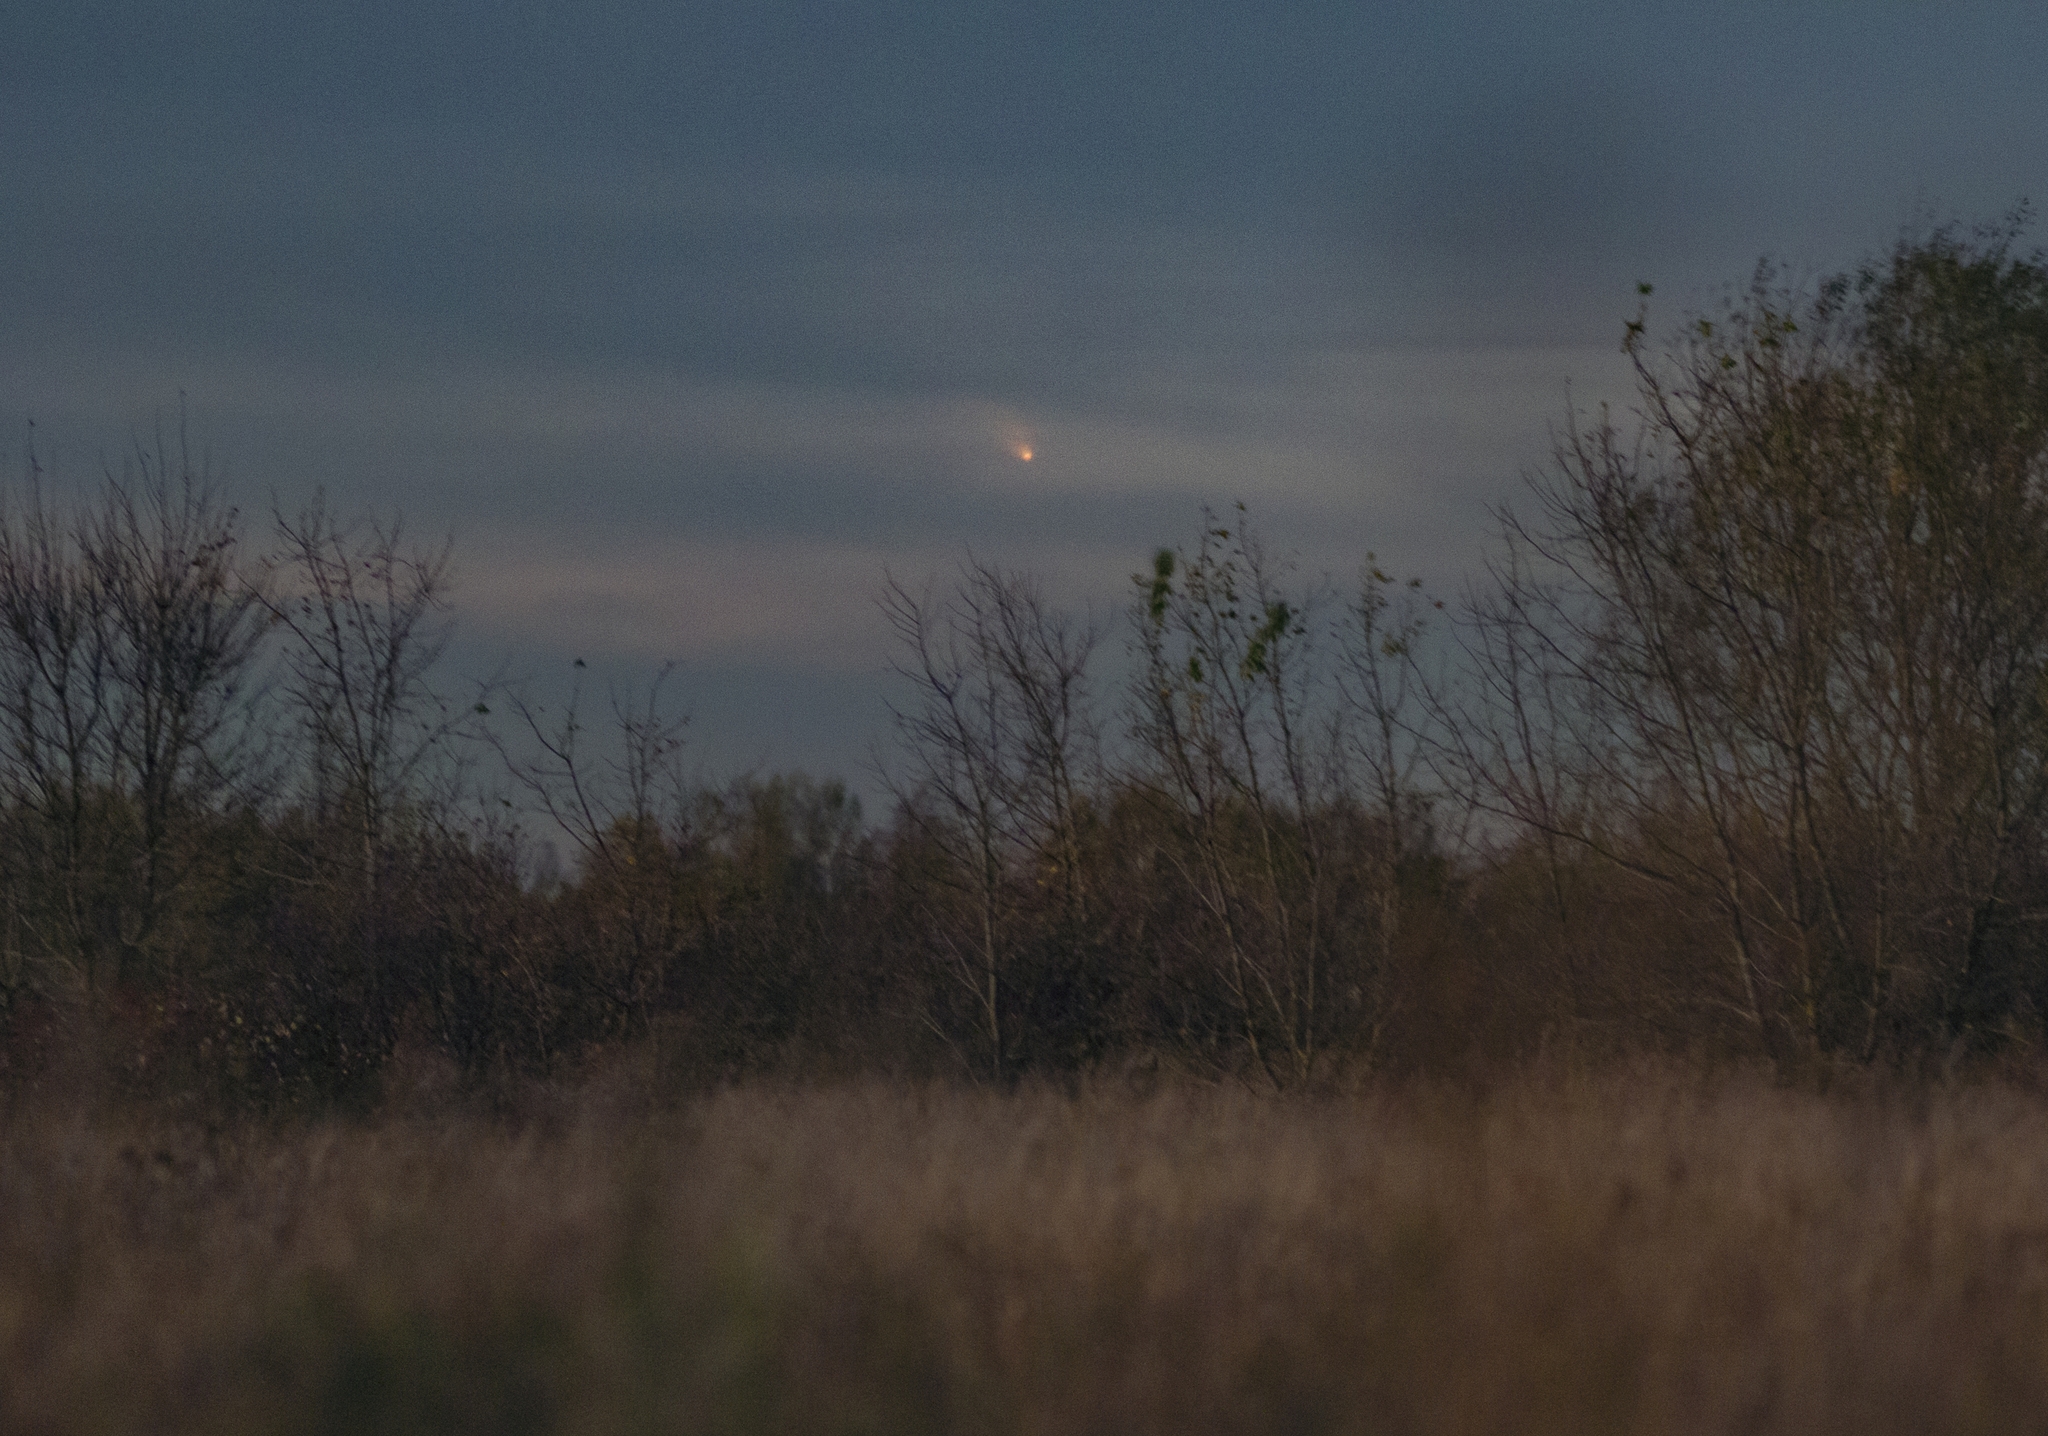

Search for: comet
xmin=995 ymin=414 xmax=1036 ymax=463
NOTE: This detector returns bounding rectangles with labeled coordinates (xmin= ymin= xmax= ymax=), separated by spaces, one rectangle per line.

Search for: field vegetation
xmin=10 ymin=1067 xmax=2048 ymax=1435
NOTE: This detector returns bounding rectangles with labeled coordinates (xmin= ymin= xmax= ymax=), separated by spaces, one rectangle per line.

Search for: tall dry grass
xmin=2 ymin=1064 xmax=2045 ymax=1434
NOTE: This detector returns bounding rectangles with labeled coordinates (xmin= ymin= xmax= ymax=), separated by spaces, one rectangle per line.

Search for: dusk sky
xmin=5 ymin=2 xmax=2044 ymax=794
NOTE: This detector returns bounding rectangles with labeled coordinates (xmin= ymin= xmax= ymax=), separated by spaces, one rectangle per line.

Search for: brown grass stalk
xmin=2 ymin=1064 xmax=2044 ymax=1434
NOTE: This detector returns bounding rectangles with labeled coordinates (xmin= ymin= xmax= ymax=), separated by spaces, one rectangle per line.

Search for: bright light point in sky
xmin=995 ymin=416 xmax=1036 ymax=464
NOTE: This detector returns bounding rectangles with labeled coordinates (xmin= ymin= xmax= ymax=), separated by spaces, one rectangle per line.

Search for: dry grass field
xmin=4 ymin=1062 xmax=2046 ymax=1434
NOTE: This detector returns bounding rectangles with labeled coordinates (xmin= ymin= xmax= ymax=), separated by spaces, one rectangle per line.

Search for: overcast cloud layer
xmin=5 ymin=1 xmax=2045 ymax=790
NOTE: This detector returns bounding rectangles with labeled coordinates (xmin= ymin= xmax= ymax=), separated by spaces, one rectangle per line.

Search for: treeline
xmin=6 ymin=220 xmax=2048 ymax=1103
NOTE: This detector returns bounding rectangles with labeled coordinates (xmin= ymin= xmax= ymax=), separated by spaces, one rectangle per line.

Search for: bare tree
xmin=0 ymin=422 xmax=267 ymax=996
xmin=88 ymin=423 xmax=269 ymax=977
xmin=0 ymin=445 xmax=119 ymax=994
xmin=260 ymin=493 xmax=461 ymax=985
xmin=1336 ymin=557 xmax=1439 ymax=1057
xmin=1426 ymin=534 xmax=1624 ymax=1039
xmin=492 ymin=665 xmax=691 ymax=1035
xmin=880 ymin=558 xmax=1100 ymax=1081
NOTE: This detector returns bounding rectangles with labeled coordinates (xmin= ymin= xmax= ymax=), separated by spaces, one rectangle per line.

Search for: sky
xmin=4 ymin=1 xmax=2045 ymax=800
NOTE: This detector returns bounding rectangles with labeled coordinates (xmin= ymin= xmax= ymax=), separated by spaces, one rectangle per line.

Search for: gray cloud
xmin=6 ymin=1 xmax=2046 ymax=787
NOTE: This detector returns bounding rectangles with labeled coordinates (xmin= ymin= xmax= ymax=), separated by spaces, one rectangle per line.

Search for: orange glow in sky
xmin=1016 ymin=445 xmax=1034 ymax=462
